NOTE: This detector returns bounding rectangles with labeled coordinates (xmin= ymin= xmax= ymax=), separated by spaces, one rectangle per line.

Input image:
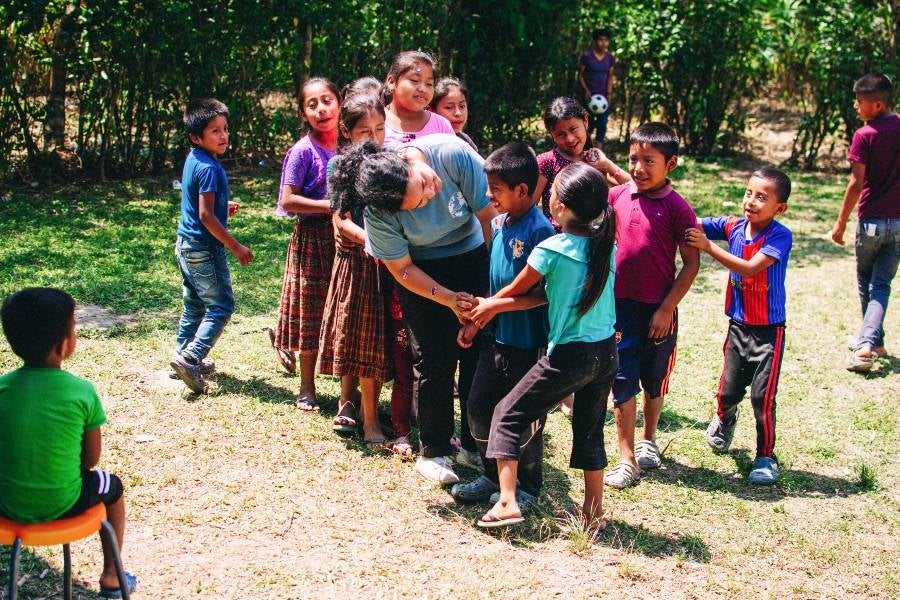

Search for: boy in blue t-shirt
xmin=452 ymin=142 xmax=556 ymax=508
xmin=685 ymin=167 xmax=793 ymax=485
xmin=170 ymin=98 xmax=253 ymax=393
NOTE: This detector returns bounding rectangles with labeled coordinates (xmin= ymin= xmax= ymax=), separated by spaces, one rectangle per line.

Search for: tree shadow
xmin=0 ymin=545 xmax=99 ymax=598
xmin=598 ymin=520 xmax=711 ymax=562
xmin=655 ymin=406 xmax=707 ymax=433
xmin=649 ymin=449 xmax=870 ymax=500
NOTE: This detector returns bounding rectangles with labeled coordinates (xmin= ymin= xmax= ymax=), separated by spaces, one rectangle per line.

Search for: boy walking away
xmin=171 ymin=98 xmax=253 ymax=393
xmin=452 ymin=142 xmax=556 ymax=510
xmin=685 ymin=167 xmax=793 ymax=485
xmin=605 ymin=123 xmax=700 ymax=489
xmin=830 ymin=72 xmax=899 ymax=372
xmin=0 ymin=288 xmax=137 ymax=598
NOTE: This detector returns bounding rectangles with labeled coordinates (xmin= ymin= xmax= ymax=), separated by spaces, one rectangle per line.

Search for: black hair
xmin=543 ymin=96 xmax=589 ymax=132
xmin=430 ymin=78 xmax=469 ymax=110
xmin=592 ymin=28 xmax=612 ymax=41
xmin=483 ymin=141 xmax=538 ymax=196
xmin=382 ymin=50 xmax=438 ymax=106
xmin=553 ymin=163 xmax=616 ymax=316
xmin=301 ymin=77 xmax=340 ymax=106
xmin=751 ymin=166 xmax=792 ymax=204
xmin=630 ymin=122 xmax=680 ymax=161
xmin=338 ymin=93 xmax=386 ymax=145
xmin=853 ymin=72 xmax=893 ymax=106
xmin=342 ymin=77 xmax=383 ymax=100
xmin=329 ymin=141 xmax=409 ymax=216
xmin=1 ymin=287 xmax=76 ymax=366
xmin=183 ymin=98 xmax=229 ymax=145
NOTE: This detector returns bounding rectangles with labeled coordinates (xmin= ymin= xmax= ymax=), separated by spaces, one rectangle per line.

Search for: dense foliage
xmin=0 ymin=0 xmax=895 ymax=180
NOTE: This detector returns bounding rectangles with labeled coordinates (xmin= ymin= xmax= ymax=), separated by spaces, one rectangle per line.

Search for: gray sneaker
xmin=170 ymin=354 xmax=208 ymax=393
xmin=706 ymin=409 xmax=738 ymax=453
xmin=168 ymin=358 xmax=215 ymax=379
xmin=451 ymin=475 xmax=499 ymax=503
xmin=635 ymin=439 xmax=662 ymax=469
xmin=488 ymin=488 xmax=537 ymax=512
xmin=748 ymin=457 xmax=779 ymax=485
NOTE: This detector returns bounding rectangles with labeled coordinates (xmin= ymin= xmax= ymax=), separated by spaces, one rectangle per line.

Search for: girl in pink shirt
xmin=382 ymin=51 xmax=454 ymax=146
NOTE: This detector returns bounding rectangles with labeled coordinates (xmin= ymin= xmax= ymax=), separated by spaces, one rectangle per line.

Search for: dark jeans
xmin=588 ymin=108 xmax=611 ymax=145
xmin=855 ymin=218 xmax=899 ymax=348
xmin=175 ymin=236 xmax=235 ymax=362
xmin=468 ymin=338 xmax=545 ymax=496
xmin=487 ymin=337 xmax=618 ymax=471
xmin=396 ymin=245 xmax=489 ymax=458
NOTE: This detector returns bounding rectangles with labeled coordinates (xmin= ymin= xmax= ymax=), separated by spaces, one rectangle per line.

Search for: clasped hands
xmin=452 ymin=292 xmax=498 ymax=349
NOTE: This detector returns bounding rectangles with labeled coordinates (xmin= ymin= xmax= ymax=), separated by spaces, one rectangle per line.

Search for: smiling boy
xmin=685 ymin=166 xmax=793 ymax=485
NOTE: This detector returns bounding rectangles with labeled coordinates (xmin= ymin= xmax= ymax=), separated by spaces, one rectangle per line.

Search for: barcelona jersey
xmin=701 ymin=217 xmax=792 ymax=326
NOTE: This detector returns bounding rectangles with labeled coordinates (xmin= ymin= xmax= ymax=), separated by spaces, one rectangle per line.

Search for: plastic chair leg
xmin=99 ymin=520 xmax=130 ymax=600
xmin=8 ymin=537 xmax=21 ymax=600
xmin=63 ymin=543 xmax=72 ymax=600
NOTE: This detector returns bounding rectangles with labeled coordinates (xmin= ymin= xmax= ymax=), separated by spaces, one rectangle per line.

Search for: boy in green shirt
xmin=0 ymin=288 xmax=136 ymax=598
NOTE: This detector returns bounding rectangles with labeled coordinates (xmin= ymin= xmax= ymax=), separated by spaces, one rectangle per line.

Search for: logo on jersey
xmin=509 ymin=238 xmax=525 ymax=258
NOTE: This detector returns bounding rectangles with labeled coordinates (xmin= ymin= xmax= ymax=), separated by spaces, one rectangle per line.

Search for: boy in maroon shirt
xmin=831 ymin=72 xmax=899 ymax=372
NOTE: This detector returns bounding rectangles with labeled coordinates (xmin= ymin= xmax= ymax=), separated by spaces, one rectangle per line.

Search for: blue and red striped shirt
xmin=701 ymin=216 xmax=792 ymax=326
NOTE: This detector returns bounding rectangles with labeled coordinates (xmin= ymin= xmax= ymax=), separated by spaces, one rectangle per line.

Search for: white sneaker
xmin=415 ymin=455 xmax=460 ymax=485
xmin=455 ymin=448 xmax=484 ymax=472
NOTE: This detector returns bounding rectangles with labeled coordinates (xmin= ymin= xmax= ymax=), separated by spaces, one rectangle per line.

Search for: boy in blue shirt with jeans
xmin=170 ymin=98 xmax=253 ymax=393
xmin=452 ymin=142 xmax=555 ymax=508
xmin=685 ymin=167 xmax=793 ymax=485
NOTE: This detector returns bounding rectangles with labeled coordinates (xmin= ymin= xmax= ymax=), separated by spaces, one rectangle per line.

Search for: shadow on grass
xmin=599 ymin=520 xmax=711 ymax=562
xmin=791 ymin=235 xmax=849 ymax=267
xmin=656 ymin=406 xmax=707 ymax=433
xmin=0 ymin=545 xmax=99 ymax=598
xmin=652 ymin=449 xmax=870 ymax=499
xmin=860 ymin=355 xmax=900 ymax=379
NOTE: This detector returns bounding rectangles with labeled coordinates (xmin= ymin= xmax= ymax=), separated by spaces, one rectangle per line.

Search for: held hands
xmin=467 ymin=297 xmax=499 ymax=330
xmin=456 ymin=322 xmax=479 ymax=349
xmin=684 ymin=227 xmax=711 ymax=252
xmin=231 ymin=243 xmax=253 ymax=266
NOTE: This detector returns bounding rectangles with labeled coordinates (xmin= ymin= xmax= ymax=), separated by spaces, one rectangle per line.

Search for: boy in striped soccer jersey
xmin=685 ymin=167 xmax=792 ymax=485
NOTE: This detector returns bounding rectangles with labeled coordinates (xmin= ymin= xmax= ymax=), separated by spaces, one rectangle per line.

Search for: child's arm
xmin=81 ymin=427 xmax=102 ymax=470
xmin=382 ymin=255 xmax=470 ymax=322
xmin=199 ymin=193 xmax=253 ymax=265
xmin=280 ymin=184 xmax=332 ymax=215
xmin=577 ymin=61 xmax=591 ymax=100
xmin=685 ymin=227 xmax=776 ymax=277
xmin=585 ymin=150 xmax=631 ymax=186
xmin=649 ymin=244 xmax=700 ymax=338
xmin=831 ymin=161 xmax=866 ymax=245
xmin=332 ymin=211 xmax=366 ymax=248
xmin=466 ymin=287 xmax=547 ymax=327
xmin=475 ymin=204 xmax=500 ymax=250
xmin=531 ymin=175 xmax=548 ymax=208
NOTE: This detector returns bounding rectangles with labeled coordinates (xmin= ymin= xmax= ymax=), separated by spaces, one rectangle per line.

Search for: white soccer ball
xmin=588 ymin=94 xmax=609 ymax=115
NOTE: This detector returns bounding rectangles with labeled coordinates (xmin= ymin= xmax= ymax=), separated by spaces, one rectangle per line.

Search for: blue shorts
xmin=612 ymin=299 xmax=678 ymax=405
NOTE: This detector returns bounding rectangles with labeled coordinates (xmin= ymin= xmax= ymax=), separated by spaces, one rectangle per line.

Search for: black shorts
xmin=59 ymin=469 xmax=124 ymax=518
xmin=612 ymin=299 xmax=678 ymax=404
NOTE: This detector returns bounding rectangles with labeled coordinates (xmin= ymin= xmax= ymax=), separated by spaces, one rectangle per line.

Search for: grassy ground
xmin=0 ymin=159 xmax=897 ymax=599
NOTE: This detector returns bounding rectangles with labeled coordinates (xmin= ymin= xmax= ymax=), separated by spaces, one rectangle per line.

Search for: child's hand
xmin=456 ymin=322 xmax=479 ymax=349
xmin=232 ymin=243 xmax=253 ymax=266
xmin=228 ymin=201 xmax=241 ymax=217
xmin=455 ymin=292 xmax=477 ymax=312
xmin=468 ymin=298 xmax=498 ymax=330
xmin=648 ymin=306 xmax=674 ymax=340
xmin=684 ymin=227 xmax=710 ymax=252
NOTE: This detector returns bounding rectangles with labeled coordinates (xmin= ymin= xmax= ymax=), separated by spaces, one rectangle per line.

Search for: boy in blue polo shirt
xmin=685 ymin=166 xmax=793 ymax=485
xmin=452 ymin=142 xmax=555 ymax=508
xmin=170 ymin=98 xmax=253 ymax=393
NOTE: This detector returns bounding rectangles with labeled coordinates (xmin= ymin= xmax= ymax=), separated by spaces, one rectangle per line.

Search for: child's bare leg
xmin=98 ymin=496 xmax=126 ymax=589
xmin=340 ymin=375 xmax=360 ymax=404
xmin=582 ymin=470 xmax=605 ymax=527
xmin=614 ymin=397 xmax=637 ymax=466
xmin=359 ymin=377 xmax=384 ymax=440
xmin=488 ymin=459 xmax=521 ymax=518
xmin=296 ymin=351 xmax=317 ymax=403
xmin=641 ymin=393 xmax=664 ymax=441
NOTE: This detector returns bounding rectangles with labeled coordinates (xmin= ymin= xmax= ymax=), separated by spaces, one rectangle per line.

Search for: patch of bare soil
xmin=75 ymin=304 xmax=138 ymax=331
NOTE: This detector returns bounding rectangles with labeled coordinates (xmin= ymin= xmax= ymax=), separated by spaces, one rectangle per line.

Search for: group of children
xmin=0 ymin=48 xmax=894 ymax=591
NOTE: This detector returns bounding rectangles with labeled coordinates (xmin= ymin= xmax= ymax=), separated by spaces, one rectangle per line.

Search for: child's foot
xmin=168 ymin=357 xmax=214 ymax=379
xmin=604 ymin=461 xmax=640 ymax=489
xmin=294 ymin=388 xmax=319 ymax=411
xmin=451 ymin=475 xmax=499 ymax=503
xmin=489 ymin=488 xmax=537 ymax=512
xmin=332 ymin=399 xmax=358 ymax=437
xmin=98 ymin=571 xmax=137 ymax=598
xmin=170 ymin=354 xmax=207 ymax=393
xmin=390 ymin=435 xmax=415 ymax=460
xmin=748 ymin=456 xmax=779 ymax=485
xmin=706 ymin=410 xmax=738 ymax=453
xmin=455 ymin=448 xmax=484 ymax=472
xmin=846 ymin=344 xmax=874 ymax=373
xmin=635 ymin=439 xmax=661 ymax=469
xmin=477 ymin=498 xmax=523 ymax=528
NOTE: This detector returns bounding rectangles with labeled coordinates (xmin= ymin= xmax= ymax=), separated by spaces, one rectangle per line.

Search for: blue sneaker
xmin=748 ymin=457 xmax=779 ymax=486
xmin=451 ymin=475 xmax=499 ymax=503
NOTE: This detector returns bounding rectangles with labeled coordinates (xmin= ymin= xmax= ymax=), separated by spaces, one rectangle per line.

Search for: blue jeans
xmin=855 ymin=218 xmax=899 ymax=348
xmin=174 ymin=236 xmax=234 ymax=362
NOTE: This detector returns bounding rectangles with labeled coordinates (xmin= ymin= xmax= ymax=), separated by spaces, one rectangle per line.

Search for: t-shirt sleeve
xmin=530 ymin=220 xmax=556 ymax=251
xmin=537 ymin=152 xmax=553 ymax=179
xmin=578 ymin=51 xmax=589 ymax=68
xmin=701 ymin=216 xmax=730 ymax=241
xmin=609 ymin=54 xmax=616 ymax=69
xmin=363 ymin=208 xmax=409 ymax=260
xmin=442 ymin=143 xmax=489 ymax=213
xmin=83 ymin=382 xmax=106 ymax=431
xmin=527 ymin=243 xmax=557 ymax=276
xmin=196 ymin=164 xmax=218 ymax=194
xmin=848 ymin=129 xmax=869 ymax=165
xmin=282 ymin=143 xmax=312 ymax=188
xmin=673 ymin=198 xmax=698 ymax=245
xmin=760 ymin=225 xmax=792 ymax=263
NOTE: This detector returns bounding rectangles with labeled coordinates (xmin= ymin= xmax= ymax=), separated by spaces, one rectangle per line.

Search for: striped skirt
xmin=317 ymin=244 xmax=388 ymax=380
xmin=275 ymin=217 xmax=335 ymax=353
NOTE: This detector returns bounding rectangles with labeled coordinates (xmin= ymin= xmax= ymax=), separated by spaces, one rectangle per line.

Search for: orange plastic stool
xmin=0 ymin=503 xmax=130 ymax=600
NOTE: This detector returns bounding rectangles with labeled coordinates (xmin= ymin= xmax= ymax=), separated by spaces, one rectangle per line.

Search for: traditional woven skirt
xmin=317 ymin=244 xmax=388 ymax=380
xmin=275 ymin=217 xmax=335 ymax=353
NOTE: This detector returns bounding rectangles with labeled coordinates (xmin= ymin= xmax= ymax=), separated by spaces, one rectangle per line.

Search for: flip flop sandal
xmin=295 ymin=390 xmax=320 ymax=412
xmin=364 ymin=437 xmax=389 ymax=452
xmin=390 ymin=436 xmax=415 ymax=460
xmin=267 ymin=327 xmax=296 ymax=374
xmin=99 ymin=571 xmax=137 ymax=598
xmin=333 ymin=400 xmax=358 ymax=437
xmin=477 ymin=510 xmax=524 ymax=529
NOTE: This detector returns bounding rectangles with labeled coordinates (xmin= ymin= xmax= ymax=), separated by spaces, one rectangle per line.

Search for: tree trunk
xmin=296 ymin=23 xmax=313 ymax=114
xmin=44 ymin=3 xmax=80 ymax=151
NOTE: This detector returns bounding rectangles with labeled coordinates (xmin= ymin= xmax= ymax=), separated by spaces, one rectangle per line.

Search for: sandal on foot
xmin=99 ymin=571 xmax=137 ymax=598
xmin=364 ymin=437 xmax=388 ymax=452
xmin=635 ymin=439 xmax=662 ymax=469
xmin=333 ymin=400 xmax=358 ymax=437
xmin=268 ymin=327 xmax=296 ymax=374
xmin=390 ymin=435 xmax=415 ymax=460
xmin=477 ymin=510 xmax=524 ymax=529
xmin=604 ymin=461 xmax=640 ymax=489
xmin=295 ymin=390 xmax=320 ymax=412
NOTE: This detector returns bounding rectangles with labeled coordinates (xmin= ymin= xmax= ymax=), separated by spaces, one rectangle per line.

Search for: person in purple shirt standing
xmin=831 ymin=73 xmax=899 ymax=372
xmin=578 ymin=28 xmax=616 ymax=148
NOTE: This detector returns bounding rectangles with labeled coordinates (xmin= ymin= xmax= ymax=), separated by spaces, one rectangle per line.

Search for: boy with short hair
xmin=170 ymin=98 xmax=253 ymax=393
xmin=685 ymin=167 xmax=793 ymax=485
xmin=578 ymin=28 xmax=616 ymax=148
xmin=0 ymin=287 xmax=137 ymax=597
xmin=830 ymin=72 xmax=899 ymax=372
xmin=452 ymin=142 xmax=556 ymax=509
xmin=605 ymin=122 xmax=700 ymax=489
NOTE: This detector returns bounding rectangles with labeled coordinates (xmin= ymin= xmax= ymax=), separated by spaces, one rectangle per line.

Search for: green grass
xmin=0 ymin=161 xmax=897 ymax=599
